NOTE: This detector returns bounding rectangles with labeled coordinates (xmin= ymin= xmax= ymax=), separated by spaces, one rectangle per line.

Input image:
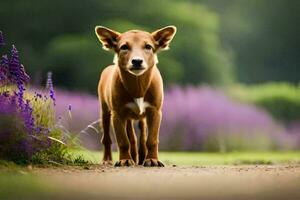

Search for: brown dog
xmin=95 ymin=25 xmax=176 ymax=167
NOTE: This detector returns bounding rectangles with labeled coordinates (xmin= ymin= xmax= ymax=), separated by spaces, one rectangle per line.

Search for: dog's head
xmin=95 ymin=26 xmax=176 ymax=76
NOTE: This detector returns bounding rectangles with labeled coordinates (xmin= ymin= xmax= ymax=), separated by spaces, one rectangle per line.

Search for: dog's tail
xmin=80 ymin=119 xmax=101 ymax=136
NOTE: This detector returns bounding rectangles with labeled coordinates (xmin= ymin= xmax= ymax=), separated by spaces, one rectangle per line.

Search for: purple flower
xmin=8 ymin=45 xmax=30 ymax=85
xmin=1 ymin=55 xmax=9 ymax=66
xmin=46 ymin=71 xmax=56 ymax=105
xmin=22 ymin=99 xmax=35 ymax=134
xmin=0 ymin=40 xmax=58 ymax=162
xmin=0 ymin=31 xmax=5 ymax=47
xmin=0 ymin=55 xmax=9 ymax=84
xmin=0 ymin=90 xmax=41 ymax=160
xmin=0 ymin=92 xmax=34 ymax=160
xmin=0 ymin=93 xmax=16 ymax=114
xmin=34 ymin=91 xmax=43 ymax=101
xmin=17 ymin=83 xmax=25 ymax=109
xmin=160 ymin=85 xmax=295 ymax=151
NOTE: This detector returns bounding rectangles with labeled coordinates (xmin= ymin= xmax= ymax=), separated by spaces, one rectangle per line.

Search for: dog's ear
xmin=95 ymin=26 xmax=120 ymax=51
xmin=152 ymin=26 xmax=177 ymax=51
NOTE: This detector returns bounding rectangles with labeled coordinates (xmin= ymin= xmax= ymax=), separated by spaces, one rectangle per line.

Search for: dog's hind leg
xmin=101 ymin=104 xmax=113 ymax=165
xmin=126 ymin=120 xmax=138 ymax=164
xmin=138 ymin=118 xmax=147 ymax=165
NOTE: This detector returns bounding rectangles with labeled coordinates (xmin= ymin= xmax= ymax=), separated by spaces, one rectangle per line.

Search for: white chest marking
xmin=125 ymin=97 xmax=150 ymax=115
xmin=134 ymin=98 xmax=145 ymax=114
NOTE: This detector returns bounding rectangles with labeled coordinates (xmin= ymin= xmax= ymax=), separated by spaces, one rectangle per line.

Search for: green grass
xmin=72 ymin=150 xmax=300 ymax=165
xmin=1 ymin=150 xmax=300 ymax=167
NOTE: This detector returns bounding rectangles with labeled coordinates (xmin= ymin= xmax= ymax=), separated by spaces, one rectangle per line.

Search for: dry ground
xmin=2 ymin=164 xmax=299 ymax=200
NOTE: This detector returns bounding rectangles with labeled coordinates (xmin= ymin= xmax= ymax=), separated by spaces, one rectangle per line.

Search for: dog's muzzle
xmin=129 ymin=58 xmax=146 ymax=75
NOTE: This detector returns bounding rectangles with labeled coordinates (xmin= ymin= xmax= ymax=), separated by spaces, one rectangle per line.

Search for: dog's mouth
xmin=128 ymin=67 xmax=146 ymax=75
xmin=129 ymin=67 xmax=146 ymax=71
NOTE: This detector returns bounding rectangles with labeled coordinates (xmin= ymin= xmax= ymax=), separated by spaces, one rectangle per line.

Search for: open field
xmin=73 ymin=150 xmax=300 ymax=165
xmin=1 ymin=152 xmax=300 ymax=200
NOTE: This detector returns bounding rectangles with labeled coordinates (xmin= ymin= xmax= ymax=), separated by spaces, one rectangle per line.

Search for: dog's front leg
xmin=112 ymin=112 xmax=135 ymax=167
xmin=144 ymin=109 xmax=164 ymax=167
xmin=138 ymin=119 xmax=147 ymax=165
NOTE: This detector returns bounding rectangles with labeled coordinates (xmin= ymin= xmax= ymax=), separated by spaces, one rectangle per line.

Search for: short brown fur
xmin=95 ymin=26 xmax=176 ymax=167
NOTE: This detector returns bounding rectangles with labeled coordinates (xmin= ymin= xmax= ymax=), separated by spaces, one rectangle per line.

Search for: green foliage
xmin=200 ymin=0 xmax=300 ymax=83
xmin=1 ymin=0 xmax=298 ymax=89
xmin=228 ymin=83 xmax=300 ymax=122
xmin=44 ymin=34 xmax=107 ymax=91
xmin=0 ymin=0 xmax=234 ymax=92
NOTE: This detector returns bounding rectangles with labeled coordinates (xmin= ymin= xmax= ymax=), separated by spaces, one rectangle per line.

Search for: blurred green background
xmin=1 ymin=0 xmax=299 ymax=93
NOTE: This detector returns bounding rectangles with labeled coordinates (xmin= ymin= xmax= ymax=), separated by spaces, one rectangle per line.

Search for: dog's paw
xmin=138 ymin=159 xmax=145 ymax=165
xmin=143 ymin=159 xmax=164 ymax=167
xmin=102 ymin=160 xmax=113 ymax=166
xmin=114 ymin=159 xmax=135 ymax=167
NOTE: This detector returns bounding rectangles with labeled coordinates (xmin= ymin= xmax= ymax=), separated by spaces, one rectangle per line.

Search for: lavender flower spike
xmin=0 ymin=55 xmax=9 ymax=84
xmin=9 ymin=45 xmax=30 ymax=85
xmin=0 ymin=31 xmax=5 ymax=47
xmin=68 ymin=104 xmax=72 ymax=119
xmin=46 ymin=71 xmax=56 ymax=105
xmin=1 ymin=55 xmax=9 ymax=67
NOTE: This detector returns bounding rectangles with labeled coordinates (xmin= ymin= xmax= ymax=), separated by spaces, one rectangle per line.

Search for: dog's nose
xmin=131 ymin=59 xmax=143 ymax=68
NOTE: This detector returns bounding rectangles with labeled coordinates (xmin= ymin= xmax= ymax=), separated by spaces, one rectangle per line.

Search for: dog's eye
xmin=120 ymin=44 xmax=129 ymax=51
xmin=145 ymin=44 xmax=153 ymax=50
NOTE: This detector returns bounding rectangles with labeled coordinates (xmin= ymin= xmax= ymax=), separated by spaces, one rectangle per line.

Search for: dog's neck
xmin=117 ymin=66 xmax=154 ymax=98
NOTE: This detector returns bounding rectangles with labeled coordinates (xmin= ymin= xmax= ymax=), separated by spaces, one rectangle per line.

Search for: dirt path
xmin=24 ymin=164 xmax=300 ymax=200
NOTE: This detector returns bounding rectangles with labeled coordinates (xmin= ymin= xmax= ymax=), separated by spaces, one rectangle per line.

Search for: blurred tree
xmin=44 ymin=34 xmax=108 ymax=92
xmin=1 ymin=0 xmax=298 ymax=91
xmin=200 ymin=0 xmax=300 ymax=83
xmin=0 ymin=0 xmax=234 ymax=91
